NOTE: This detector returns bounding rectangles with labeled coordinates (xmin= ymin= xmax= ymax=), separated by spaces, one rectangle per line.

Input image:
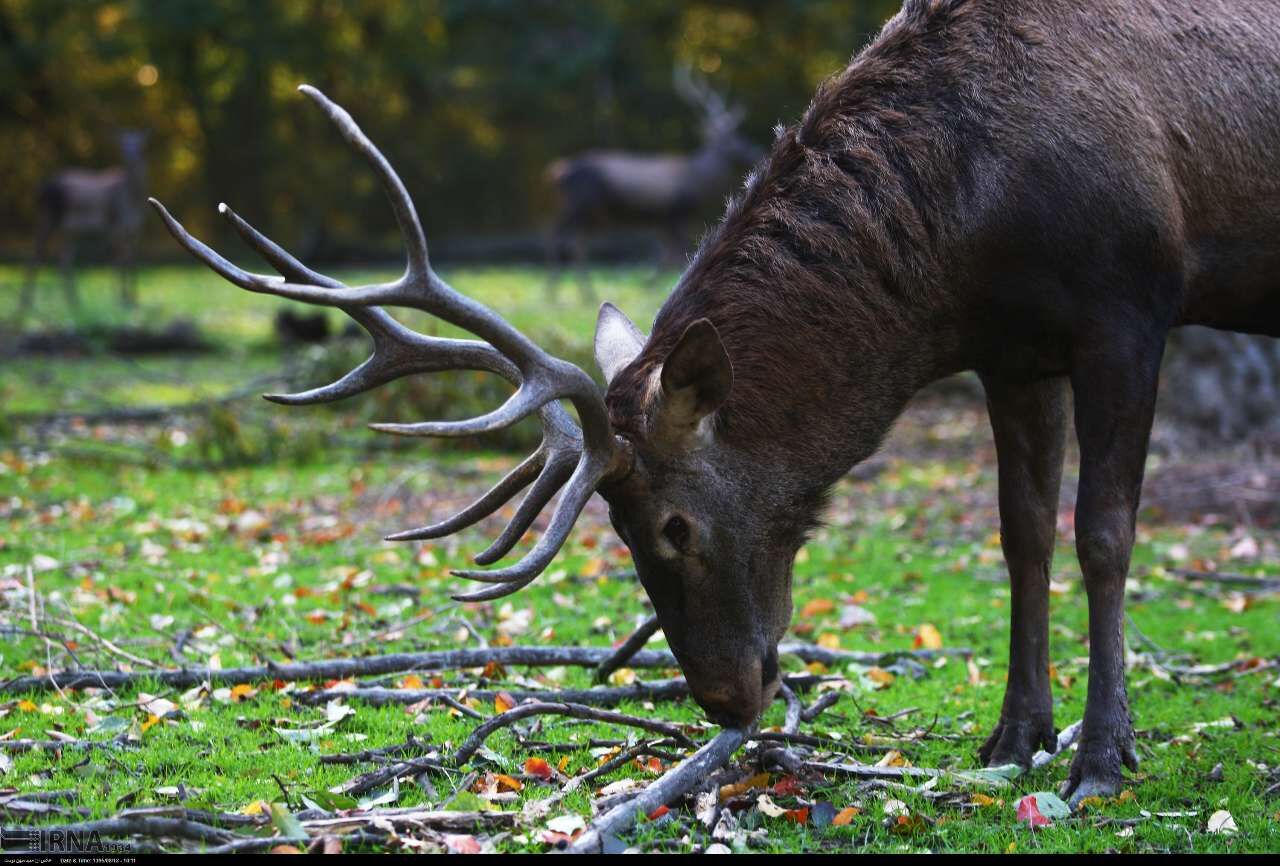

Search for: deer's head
xmin=116 ymin=129 xmax=148 ymax=161
xmin=675 ymin=65 xmax=763 ymax=170
xmin=152 ymin=87 xmax=792 ymax=732
xmin=591 ymin=305 xmax=804 ymax=726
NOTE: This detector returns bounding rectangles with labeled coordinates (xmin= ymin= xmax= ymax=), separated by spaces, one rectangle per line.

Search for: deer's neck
xmin=123 ymin=157 xmax=147 ymax=194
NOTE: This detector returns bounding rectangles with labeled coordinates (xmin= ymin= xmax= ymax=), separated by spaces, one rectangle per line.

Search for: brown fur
xmin=599 ymin=0 xmax=1280 ymax=801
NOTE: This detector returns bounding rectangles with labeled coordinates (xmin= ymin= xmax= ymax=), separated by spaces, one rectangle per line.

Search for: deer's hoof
xmin=1059 ymin=722 xmax=1139 ymax=808
xmin=978 ymin=714 xmax=1057 ymax=770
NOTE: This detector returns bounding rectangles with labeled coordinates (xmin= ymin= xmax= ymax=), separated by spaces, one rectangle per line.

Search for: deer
xmin=19 ymin=129 xmax=148 ymax=319
xmin=153 ymin=0 xmax=1280 ymax=807
xmin=544 ymin=68 xmax=761 ymax=300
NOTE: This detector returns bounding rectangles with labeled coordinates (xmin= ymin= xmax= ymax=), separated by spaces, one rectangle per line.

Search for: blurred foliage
xmin=0 ymin=0 xmax=900 ymax=259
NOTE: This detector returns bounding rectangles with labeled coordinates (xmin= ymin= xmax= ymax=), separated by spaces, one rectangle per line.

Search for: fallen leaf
xmin=546 ymin=814 xmax=586 ymax=834
xmin=1016 ymin=795 xmax=1052 ymax=828
xmin=757 ymin=794 xmax=788 ymax=818
xmin=914 ymin=623 xmax=943 ymax=649
xmin=832 ymin=806 xmax=861 ymax=826
xmin=444 ymin=834 xmax=482 ymax=854
xmin=720 ymin=772 xmax=771 ymax=801
xmin=800 ymin=598 xmax=835 ymax=618
xmin=524 ymin=757 xmax=554 ymax=781
xmin=1207 ymin=810 xmax=1237 ymax=835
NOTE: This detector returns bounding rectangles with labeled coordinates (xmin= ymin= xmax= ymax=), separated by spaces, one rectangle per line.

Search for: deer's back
xmin=960 ymin=0 xmax=1280 ymax=339
xmin=47 ymin=168 xmax=133 ymax=231
xmin=561 ymin=152 xmax=697 ymax=214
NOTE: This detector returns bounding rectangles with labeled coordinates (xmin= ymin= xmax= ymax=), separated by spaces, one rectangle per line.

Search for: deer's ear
xmin=594 ymin=302 xmax=647 ymax=385
xmin=655 ymin=318 xmax=732 ymax=439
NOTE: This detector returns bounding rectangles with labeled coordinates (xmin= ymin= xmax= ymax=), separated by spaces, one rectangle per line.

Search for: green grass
xmin=1 ymin=267 xmax=1278 ymax=853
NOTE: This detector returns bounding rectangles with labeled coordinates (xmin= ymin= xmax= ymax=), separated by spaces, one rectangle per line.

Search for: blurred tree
xmin=0 ymin=0 xmax=901 ymax=259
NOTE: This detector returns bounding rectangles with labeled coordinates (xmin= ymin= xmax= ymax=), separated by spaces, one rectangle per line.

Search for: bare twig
xmin=568 ymin=727 xmax=747 ymax=854
xmin=778 ymin=683 xmax=802 ymax=736
xmin=800 ymin=692 xmax=841 ymax=723
xmin=595 ymin=616 xmax=660 ymax=683
xmin=452 ymin=702 xmax=694 ymax=765
xmin=1031 ymin=720 xmax=1082 ymax=771
xmin=44 ymin=616 xmax=158 ymax=670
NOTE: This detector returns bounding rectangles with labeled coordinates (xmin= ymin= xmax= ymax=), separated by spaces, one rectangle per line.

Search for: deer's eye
xmin=661 ymin=515 xmax=691 ymax=553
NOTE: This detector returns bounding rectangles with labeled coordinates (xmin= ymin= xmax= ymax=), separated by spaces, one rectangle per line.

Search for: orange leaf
xmin=494 ymin=692 xmax=516 ymax=713
xmin=493 ymin=773 xmax=523 ymax=792
xmin=866 ymin=667 xmax=895 ymax=688
xmin=269 ymin=844 xmax=305 ymax=854
xmin=832 ymin=806 xmax=860 ymax=826
xmin=636 ymin=756 xmax=664 ymax=774
xmin=524 ymin=757 xmax=554 ymax=781
xmin=800 ymin=598 xmax=835 ymax=618
xmin=772 ymin=776 xmax=804 ymax=797
xmin=399 ymin=674 xmax=424 ymax=690
xmin=646 ymin=805 xmax=670 ymax=821
xmin=785 ymin=807 xmax=810 ymax=825
xmin=914 ymin=623 xmax=943 ymax=650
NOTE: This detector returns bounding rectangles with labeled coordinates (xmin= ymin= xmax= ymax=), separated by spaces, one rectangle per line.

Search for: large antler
xmin=673 ymin=64 xmax=729 ymax=121
xmin=150 ymin=85 xmax=629 ymax=602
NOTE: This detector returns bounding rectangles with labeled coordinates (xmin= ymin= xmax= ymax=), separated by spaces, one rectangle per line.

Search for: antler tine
xmin=216 ymin=199 xmax=594 ymax=557
xmin=673 ymin=64 xmax=727 ymax=119
xmin=471 ymin=450 xmax=576 ymax=565
xmin=449 ymin=448 xmax=611 ymax=600
xmin=384 ymin=448 xmax=545 ymax=542
xmin=153 ymin=85 xmax=626 ymax=603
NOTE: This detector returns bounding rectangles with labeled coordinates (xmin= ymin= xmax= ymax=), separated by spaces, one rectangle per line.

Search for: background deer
xmin=157 ymin=0 xmax=1280 ymax=811
xmin=19 ymin=129 xmax=148 ymax=318
xmin=544 ymin=68 xmax=760 ymax=299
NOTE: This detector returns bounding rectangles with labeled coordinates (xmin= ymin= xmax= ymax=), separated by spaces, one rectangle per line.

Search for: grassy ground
xmin=1 ymin=267 xmax=1278 ymax=853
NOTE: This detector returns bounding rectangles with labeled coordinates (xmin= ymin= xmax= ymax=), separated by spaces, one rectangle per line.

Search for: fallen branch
xmin=805 ymin=718 xmax=1083 ymax=785
xmin=595 ymin=616 xmax=661 ymax=683
xmin=452 ymin=702 xmax=695 ymax=765
xmin=1168 ymin=568 xmax=1280 ymax=591
xmin=800 ymin=692 xmax=841 ymax=723
xmin=1031 ymin=720 xmax=1082 ymax=771
xmin=299 ymin=672 xmax=842 ymax=709
xmin=297 ymin=679 xmax=693 ymax=709
xmin=568 ymin=727 xmax=747 ymax=854
xmin=0 ymin=643 xmax=966 ymax=694
xmin=0 ymin=815 xmax=236 ymax=846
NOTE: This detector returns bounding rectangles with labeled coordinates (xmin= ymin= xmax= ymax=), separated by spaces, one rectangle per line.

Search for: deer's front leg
xmin=1061 ymin=341 xmax=1163 ymax=805
xmin=979 ymin=375 xmax=1067 ymax=769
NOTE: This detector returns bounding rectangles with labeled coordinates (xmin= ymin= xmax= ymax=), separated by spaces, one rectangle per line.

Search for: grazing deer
xmin=545 ymin=68 xmax=761 ymax=299
xmin=155 ymin=0 xmax=1280 ymax=807
xmin=20 ymin=130 xmax=148 ymax=317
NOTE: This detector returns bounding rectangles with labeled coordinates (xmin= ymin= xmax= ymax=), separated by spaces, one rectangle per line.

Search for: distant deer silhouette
xmin=545 ymin=69 xmax=760 ymax=300
xmin=19 ymin=130 xmax=148 ymax=318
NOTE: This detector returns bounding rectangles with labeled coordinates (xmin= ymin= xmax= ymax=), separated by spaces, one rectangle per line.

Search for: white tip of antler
xmin=217 ymin=203 xmax=229 ymax=214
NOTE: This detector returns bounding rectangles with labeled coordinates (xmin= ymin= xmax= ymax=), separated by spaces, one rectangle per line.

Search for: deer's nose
xmin=686 ymin=652 xmax=769 ymax=730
